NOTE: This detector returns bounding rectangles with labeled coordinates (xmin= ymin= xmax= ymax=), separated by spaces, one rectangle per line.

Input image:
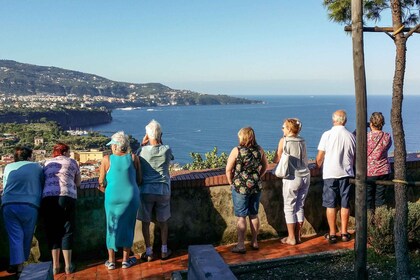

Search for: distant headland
xmin=0 ymin=60 xmax=261 ymax=128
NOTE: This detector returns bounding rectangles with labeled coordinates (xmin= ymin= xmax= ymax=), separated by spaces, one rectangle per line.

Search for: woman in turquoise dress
xmin=99 ymin=131 xmax=142 ymax=270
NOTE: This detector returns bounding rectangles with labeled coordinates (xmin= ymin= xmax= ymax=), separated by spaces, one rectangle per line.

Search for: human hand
xmin=141 ymin=134 xmax=149 ymax=146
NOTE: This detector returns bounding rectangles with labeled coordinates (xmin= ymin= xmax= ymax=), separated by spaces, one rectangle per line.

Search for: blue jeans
xmin=231 ymin=189 xmax=261 ymax=217
xmin=3 ymin=203 xmax=38 ymax=265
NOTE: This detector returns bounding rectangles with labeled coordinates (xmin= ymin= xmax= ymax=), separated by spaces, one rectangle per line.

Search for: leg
xmin=249 ymin=215 xmax=260 ymax=248
xmin=22 ymin=207 xmax=38 ymax=262
xmin=122 ymin=247 xmax=130 ymax=262
xmin=326 ymin=207 xmax=337 ymax=236
xmin=295 ymin=222 xmax=304 ymax=243
xmin=236 ymin=216 xmax=247 ymax=249
xmin=107 ymin=249 xmax=115 ymax=263
xmin=248 ymin=192 xmax=261 ymax=248
xmin=142 ymin=221 xmax=151 ymax=248
xmin=281 ymin=223 xmax=297 ymax=245
xmin=375 ymin=175 xmax=388 ymax=208
xmin=63 ymin=250 xmax=74 ymax=274
xmin=338 ymin=177 xmax=352 ymax=235
xmin=282 ymin=178 xmax=299 ymax=244
xmin=159 ymin=221 xmax=168 ymax=247
xmin=60 ymin=197 xmax=75 ymax=271
xmin=51 ymin=248 xmax=61 ymax=272
xmin=340 ymin=207 xmax=350 ymax=234
xmin=294 ymin=175 xmax=310 ymax=243
xmin=3 ymin=205 xmax=25 ymax=266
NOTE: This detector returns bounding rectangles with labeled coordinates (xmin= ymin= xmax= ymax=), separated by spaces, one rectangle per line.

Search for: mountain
xmin=0 ymin=60 xmax=259 ymax=105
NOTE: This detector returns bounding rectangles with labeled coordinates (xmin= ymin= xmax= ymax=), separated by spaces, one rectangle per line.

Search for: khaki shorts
xmin=137 ymin=194 xmax=171 ymax=223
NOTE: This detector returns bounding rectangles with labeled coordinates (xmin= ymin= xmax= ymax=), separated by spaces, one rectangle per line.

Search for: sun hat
xmin=106 ymin=139 xmax=120 ymax=146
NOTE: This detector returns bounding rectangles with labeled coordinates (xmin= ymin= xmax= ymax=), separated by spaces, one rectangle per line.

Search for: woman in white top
xmin=274 ymin=118 xmax=310 ymax=245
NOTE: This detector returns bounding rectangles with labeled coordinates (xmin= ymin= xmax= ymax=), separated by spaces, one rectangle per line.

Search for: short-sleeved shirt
xmin=367 ymin=130 xmax=392 ymax=176
xmin=42 ymin=156 xmax=80 ymax=199
xmin=317 ymin=125 xmax=356 ymax=179
xmin=138 ymin=145 xmax=174 ymax=195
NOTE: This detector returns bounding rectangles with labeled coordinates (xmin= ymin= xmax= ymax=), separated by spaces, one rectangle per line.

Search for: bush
xmin=183 ymin=147 xmax=228 ymax=170
xmin=368 ymin=200 xmax=420 ymax=254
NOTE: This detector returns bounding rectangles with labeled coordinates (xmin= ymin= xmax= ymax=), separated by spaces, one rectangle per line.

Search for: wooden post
xmin=351 ymin=0 xmax=368 ymax=279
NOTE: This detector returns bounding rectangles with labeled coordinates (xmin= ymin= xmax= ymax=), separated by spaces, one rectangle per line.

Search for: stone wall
xmin=1 ymin=156 xmax=420 ymax=265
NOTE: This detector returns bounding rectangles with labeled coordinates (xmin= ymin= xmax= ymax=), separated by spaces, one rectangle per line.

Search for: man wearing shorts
xmin=316 ymin=110 xmax=355 ymax=244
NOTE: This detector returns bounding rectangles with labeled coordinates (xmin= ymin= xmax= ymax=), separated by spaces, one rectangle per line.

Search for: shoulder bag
xmin=274 ymin=138 xmax=290 ymax=178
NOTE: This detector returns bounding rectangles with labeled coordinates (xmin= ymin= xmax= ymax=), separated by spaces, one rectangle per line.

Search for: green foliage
xmin=0 ymin=122 xmax=110 ymax=155
xmin=368 ymin=201 xmax=420 ymax=254
xmin=323 ymin=0 xmax=419 ymax=25
xmin=182 ymin=147 xmax=276 ymax=171
xmin=265 ymin=150 xmax=276 ymax=163
xmin=183 ymin=147 xmax=228 ymax=170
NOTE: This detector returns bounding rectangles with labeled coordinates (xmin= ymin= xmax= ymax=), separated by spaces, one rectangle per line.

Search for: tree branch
xmin=405 ymin=24 xmax=420 ymax=39
xmin=344 ymin=25 xmax=420 ymax=33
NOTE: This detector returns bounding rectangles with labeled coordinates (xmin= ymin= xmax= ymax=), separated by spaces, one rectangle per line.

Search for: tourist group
xmin=1 ymin=110 xmax=392 ymax=276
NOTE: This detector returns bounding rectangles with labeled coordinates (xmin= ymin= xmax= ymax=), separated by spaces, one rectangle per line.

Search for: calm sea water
xmin=91 ymin=95 xmax=420 ymax=165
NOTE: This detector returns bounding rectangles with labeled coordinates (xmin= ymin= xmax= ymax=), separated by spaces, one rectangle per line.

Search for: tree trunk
xmin=351 ymin=0 xmax=368 ymax=279
xmin=390 ymin=1 xmax=410 ymax=278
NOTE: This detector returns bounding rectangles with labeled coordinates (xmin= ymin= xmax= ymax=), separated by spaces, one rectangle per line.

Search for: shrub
xmin=368 ymin=200 xmax=420 ymax=254
xmin=183 ymin=147 xmax=228 ymax=170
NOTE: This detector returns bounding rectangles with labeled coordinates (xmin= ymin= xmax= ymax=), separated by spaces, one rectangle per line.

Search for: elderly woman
xmin=99 ymin=131 xmax=141 ymax=270
xmin=136 ymin=120 xmax=174 ymax=261
xmin=226 ymin=127 xmax=268 ymax=253
xmin=42 ymin=143 xmax=81 ymax=275
xmin=367 ymin=112 xmax=392 ymax=213
xmin=2 ymin=147 xmax=43 ymax=277
xmin=274 ymin=119 xmax=310 ymax=245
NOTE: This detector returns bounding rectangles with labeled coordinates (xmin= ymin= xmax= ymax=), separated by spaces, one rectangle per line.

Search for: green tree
xmin=323 ymin=0 xmax=420 ymax=278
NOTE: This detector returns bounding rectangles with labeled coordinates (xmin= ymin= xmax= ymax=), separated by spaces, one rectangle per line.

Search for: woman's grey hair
xmin=111 ymin=131 xmax=130 ymax=153
xmin=145 ymin=120 xmax=162 ymax=141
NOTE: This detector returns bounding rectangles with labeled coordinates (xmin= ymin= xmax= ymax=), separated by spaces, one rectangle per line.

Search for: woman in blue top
xmin=1 ymin=146 xmax=43 ymax=277
xmin=99 ymin=131 xmax=142 ymax=270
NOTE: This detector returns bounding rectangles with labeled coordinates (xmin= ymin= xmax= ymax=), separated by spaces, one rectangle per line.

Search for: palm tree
xmin=323 ymin=0 xmax=420 ymax=278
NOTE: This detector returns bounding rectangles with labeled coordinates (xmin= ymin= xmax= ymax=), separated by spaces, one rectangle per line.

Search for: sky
xmin=1 ymin=1 xmax=419 ymax=96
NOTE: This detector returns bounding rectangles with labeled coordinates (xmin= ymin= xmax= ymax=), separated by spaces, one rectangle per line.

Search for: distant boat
xmin=117 ymin=107 xmax=141 ymax=111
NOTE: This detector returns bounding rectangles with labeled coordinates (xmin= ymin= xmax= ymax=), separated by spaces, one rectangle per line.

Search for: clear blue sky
xmin=1 ymin=1 xmax=419 ymax=95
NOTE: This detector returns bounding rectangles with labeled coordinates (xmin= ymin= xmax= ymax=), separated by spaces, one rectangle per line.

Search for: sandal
xmin=231 ymin=245 xmax=246 ymax=254
xmin=104 ymin=260 xmax=115 ymax=270
xmin=140 ymin=252 xmax=154 ymax=262
xmin=341 ymin=233 xmax=352 ymax=242
xmin=122 ymin=257 xmax=137 ymax=269
xmin=65 ymin=263 xmax=75 ymax=274
xmin=324 ymin=233 xmax=337 ymax=244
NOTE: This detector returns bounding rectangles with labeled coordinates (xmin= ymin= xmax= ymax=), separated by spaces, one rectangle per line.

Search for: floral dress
xmin=232 ymin=145 xmax=263 ymax=195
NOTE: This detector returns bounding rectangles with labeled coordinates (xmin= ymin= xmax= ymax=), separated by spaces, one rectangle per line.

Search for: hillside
xmin=0 ymin=60 xmax=259 ymax=106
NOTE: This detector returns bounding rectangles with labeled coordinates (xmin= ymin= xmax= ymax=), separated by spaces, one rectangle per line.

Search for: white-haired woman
xmin=99 ymin=131 xmax=142 ymax=270
xmin=136 ymin=120 xmax=174 ymax=261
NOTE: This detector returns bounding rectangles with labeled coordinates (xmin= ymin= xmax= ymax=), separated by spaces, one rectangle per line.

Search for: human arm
xmin=316 ymin=150 xmax=325 ymax=169
xmin=259 ymin=148 xmax=268 ymax=177
xmin=98 ymin=155 xmax=110 ymax=193
xmin=225 ymin=147 xmax=238 ymax=186
xmin=273 ymin=137 xmax=285 ymax=163
xmin=132 ymin=154 xmax=142 ymax=186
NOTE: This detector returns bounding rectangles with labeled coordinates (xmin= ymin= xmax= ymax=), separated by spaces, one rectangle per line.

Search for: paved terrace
xmin=0 ymin=234 xmax=354 ymax=280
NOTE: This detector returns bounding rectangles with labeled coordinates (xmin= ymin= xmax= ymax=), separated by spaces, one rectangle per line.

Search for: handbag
xmin=274 ymin=139 xmax=290 ymax=178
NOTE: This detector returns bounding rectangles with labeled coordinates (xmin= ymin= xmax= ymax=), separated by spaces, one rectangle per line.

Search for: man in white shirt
xmin=316 ymin=110 xmax=356 ymax=244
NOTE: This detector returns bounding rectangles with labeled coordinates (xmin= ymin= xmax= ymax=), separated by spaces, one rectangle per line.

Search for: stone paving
xmin=0 ymin=233 xmax=354 ymax=280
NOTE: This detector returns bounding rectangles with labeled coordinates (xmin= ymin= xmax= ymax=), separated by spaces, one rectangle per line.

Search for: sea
xmin=90 ymin=95 xmax=420 ymax=165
